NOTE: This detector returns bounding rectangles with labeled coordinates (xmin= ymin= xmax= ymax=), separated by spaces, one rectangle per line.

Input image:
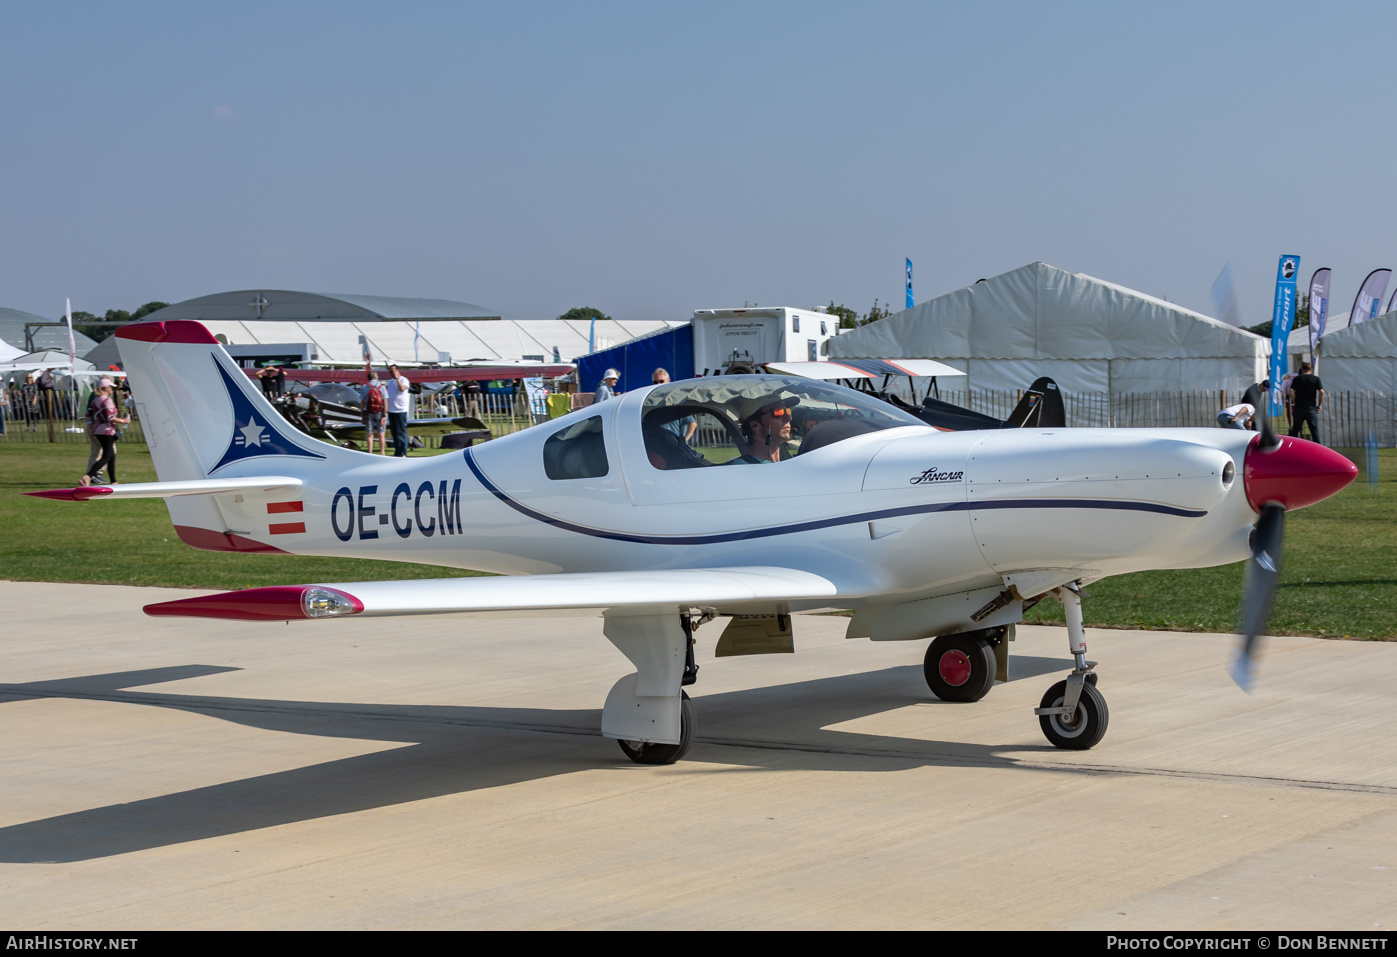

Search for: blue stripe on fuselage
xmin=461 ymin=449 xmax=1206 ymax=546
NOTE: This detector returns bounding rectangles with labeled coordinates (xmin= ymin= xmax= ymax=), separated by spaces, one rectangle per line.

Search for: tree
xmin=862 ymin=298 xmax=893 ymax=325
xmin=557 ymin=306 xmax=611 ymax=322
xmin=826 ymin=298 xmax=895 ymax=329
xmin=69 ymin=301 xmax=170 ymax=342
xmin=825 ymin=302 xmax=859 ymax=329
xmin=1246 ymin=293 xmax=1309 ymax=339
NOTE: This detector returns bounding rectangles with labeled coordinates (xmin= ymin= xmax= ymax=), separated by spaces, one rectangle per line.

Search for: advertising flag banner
xmin=905 ymin=259 xmax=914 ymax=310
xmin=1268 ymin=255 xmax=1300 ymax=416
xmin=1348 ymin=268 xmax=1390 ymax=329
xmin=64 ymin=298 xmax=76 ymax=370
xmin=1307 ymin=268 xmax=1331 ymax=358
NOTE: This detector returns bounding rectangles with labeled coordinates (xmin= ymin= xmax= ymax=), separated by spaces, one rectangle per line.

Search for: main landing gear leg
xmin=1034 ymin=583 xmax=1109 ymax=750
xmin=602 ymin=610 xmax=696 ymax=765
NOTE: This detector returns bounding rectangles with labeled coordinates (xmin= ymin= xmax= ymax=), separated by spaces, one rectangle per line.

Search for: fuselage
xmin=199 ymin=385 xmax=1258 ymax=611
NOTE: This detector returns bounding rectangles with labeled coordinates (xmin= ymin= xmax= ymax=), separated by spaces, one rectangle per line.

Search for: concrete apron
xmin=0 ymin=580 xmax=1393 ymax=930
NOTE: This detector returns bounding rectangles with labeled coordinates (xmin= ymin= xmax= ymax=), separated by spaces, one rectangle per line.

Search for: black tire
xmin=923 ymin=633 xmax=997 ymax=702
xmin=617 ymin=691 xmax=695 ymax=765
xmin=1038 ymin=679 xmax=1109 ymax=750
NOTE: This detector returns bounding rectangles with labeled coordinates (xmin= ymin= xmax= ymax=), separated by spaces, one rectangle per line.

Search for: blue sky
xmin=3 ymin=1 xmax=1394 ymax=324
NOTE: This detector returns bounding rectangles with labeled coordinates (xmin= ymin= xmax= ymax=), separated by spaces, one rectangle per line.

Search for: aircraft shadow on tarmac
xmin=0 ymin=657 xmax=1076 ymax=863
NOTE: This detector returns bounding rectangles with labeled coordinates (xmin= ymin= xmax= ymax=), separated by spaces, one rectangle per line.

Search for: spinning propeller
xmin=1230 ymin=414 xmax=1356 ymax=691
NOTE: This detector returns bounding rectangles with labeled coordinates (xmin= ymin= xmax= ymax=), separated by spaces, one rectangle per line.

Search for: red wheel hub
xmin=938 ymin=649 xmax=972 ymax=686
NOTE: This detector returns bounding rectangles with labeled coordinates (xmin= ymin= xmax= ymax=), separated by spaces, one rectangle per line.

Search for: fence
xmin=0 ymin=389 xmax=147 ymax=445
xmin=928 ymin=388 xmax=1397 ymax=447
xmin=5 ymin=387 xmax=1392 ymax=450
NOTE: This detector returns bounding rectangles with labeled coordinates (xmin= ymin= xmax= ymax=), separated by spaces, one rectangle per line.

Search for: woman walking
xmin=81 ymin=381 xmax=130 ymax=486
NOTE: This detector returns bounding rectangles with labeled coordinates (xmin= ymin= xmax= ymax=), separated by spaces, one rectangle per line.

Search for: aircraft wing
xmin=143 ymin=566 xmax=842 ymax=621
xmin=27 ymin=476 xmax=303 ymax=502
xmin=766 ymin=359 xmax=965 ymax=379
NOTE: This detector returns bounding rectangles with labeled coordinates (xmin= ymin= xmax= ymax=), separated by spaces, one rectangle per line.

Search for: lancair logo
xmin=910 ymin=467 xmax=964 ymax=485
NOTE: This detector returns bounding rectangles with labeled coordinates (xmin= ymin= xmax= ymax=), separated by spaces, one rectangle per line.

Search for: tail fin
xmin=1003 ymin=377 xmax=1065 ymax=429
xmin=116 ymin=320 xmax=359 ymax=551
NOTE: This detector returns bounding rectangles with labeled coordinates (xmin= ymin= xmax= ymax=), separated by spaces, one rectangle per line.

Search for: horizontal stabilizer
xmin=27 ymin=476 xmax=303 ymax=502
xmin=144 ymin=566 xmax=842 ymax=621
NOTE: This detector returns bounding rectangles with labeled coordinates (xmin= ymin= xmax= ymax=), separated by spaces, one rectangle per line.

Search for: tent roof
xmin=1314 ymin=308 xmax=1397 ymax=358
xmin=146 ymin=290 xmax=504 ymax=322
xmin=0 ymin=307 xmax=99 ymax=355
xmin=829 ymin=262 xmax=1269 ymax=361
xmin=164 ymin=318 xmax=682 ymax=366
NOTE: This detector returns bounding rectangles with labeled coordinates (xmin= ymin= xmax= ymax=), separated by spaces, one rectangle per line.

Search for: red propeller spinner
xmin=1243 ymin=434 xmax=1357 ymax=512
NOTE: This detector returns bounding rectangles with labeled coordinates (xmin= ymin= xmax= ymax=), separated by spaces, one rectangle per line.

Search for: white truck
xmin=690 ymin=307 xmax=841 ymax=377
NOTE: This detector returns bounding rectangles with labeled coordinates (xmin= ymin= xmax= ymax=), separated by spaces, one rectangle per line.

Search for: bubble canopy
xmin=639 ymin=375 xmax=927 ymax=468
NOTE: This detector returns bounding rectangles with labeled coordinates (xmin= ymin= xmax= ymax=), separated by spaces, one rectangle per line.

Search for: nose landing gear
xmin=1033 ymin=583 xmax=1108 ymax=750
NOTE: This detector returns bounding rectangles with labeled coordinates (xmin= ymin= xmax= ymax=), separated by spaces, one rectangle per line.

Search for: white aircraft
xmin=30 ymin=320 xmax=1358 ymax=764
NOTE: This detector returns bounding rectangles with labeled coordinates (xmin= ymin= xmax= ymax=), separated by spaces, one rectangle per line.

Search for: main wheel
xmin=617 ymin=691 xmax=695 ymax=765
xmin=924 ymin=633 xmax=997 ymax=702
xmin=1038 ymin=679 xmax=1109 ymax=750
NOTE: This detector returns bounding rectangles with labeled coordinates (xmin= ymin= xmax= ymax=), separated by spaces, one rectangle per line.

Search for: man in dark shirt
xmin=1287 ymin=362 xmax=1325 ymax=443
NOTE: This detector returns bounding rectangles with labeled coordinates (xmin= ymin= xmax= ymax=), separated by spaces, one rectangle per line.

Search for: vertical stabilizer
xmin=114 ymin=319 xmax=358 ymax=551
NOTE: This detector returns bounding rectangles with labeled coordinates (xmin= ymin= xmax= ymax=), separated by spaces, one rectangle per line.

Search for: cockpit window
xmin=640 ymin=375 xmax=926 ymax=469
xmin=544 ymin=416 xmax=609 ymax=479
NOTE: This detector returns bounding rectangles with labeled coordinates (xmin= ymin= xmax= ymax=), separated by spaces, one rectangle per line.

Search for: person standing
xmin=463 ymin=379 xmax=483 ymax=418
xmin=361 ymin=369 xmax=388 ymax=455
xmin=38 ymin=368 xmax=56 ymax=423
xmin=1287 ymin=361 xmax=1325 ymax=443
xmin=20 ymin=374 xmax=38 ymax=430
xmin=595 ymin=369 xmax=620 ymax=402
xmin=652 ymin=368 xmax=697 ymax=443
xmin=81 ymin=381 xmax=130 ymax=486
xmin=386 ymin=364 xmax=411 ymax=457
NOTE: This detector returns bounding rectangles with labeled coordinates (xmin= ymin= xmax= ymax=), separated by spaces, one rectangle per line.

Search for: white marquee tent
xmin=84 ymin=317 xmax=686 ymax=369
xmin=1312 ymin=310 xmax=1397 ymax=394
xmin=828 ymin=262 xmax=1269 ymax=394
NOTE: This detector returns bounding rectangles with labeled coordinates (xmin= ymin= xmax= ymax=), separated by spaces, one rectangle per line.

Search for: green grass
xmin=3 ymin=442 xmax=1394 ymax=638
xmin=0 ymin=443 xmax=486 ymax=589
xmin=1022 ymin=448 xmax=1397 ymax=639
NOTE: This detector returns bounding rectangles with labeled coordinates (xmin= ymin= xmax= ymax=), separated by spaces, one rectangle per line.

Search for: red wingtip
xmin=1244 ymin=435 xmax=1358 ymax=512
xmin=25 ymin=486 xmax=114 ymax=502
xmin=144 ymin=586 xmax=363 ymax=621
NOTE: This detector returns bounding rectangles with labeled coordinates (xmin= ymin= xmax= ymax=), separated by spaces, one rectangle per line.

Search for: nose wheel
xmin=1036 ymin=677 xmax=1108 ymax=749
xmin=1033 ymin=582 xmax=1109 ymax=750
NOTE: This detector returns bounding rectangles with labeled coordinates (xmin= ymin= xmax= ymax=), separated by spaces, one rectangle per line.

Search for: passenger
xmin=737 ymin=395 xmax=798 ymax=463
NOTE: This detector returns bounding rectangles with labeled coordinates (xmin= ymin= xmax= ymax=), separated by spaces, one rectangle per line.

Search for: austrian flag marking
xmin=267 ymin=500 xmax=305 ymax=535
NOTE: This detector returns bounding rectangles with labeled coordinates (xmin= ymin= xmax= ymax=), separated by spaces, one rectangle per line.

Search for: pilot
xmin=736 ymin=395 xmax=798 ymax=463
